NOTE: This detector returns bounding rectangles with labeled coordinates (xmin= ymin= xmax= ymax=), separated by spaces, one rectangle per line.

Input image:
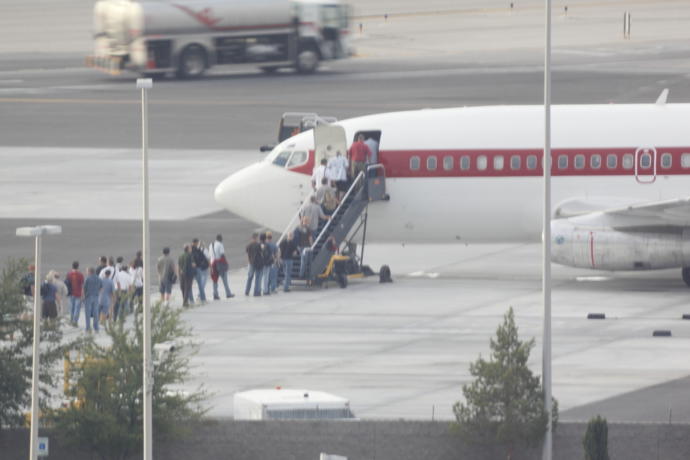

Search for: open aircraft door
xmin=314 ymin=125 xmax=348 ymax=167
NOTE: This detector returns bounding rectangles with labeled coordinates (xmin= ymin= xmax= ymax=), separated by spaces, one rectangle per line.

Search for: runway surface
xmin=3 ymin=0 xmax=690 ymax=422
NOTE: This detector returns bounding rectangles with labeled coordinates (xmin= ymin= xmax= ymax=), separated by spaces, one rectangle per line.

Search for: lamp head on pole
xmin=16 ymin=225 xmax=62 ymax=237
xmin=136 ymin=78 xmax=153 ymax=90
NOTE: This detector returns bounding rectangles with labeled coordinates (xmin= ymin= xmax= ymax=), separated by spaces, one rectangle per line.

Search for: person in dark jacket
xmin=279 ymin=232 xmax=299 ymax=292
xmin=245 ymin=233 xmax=263 ymax=296
xmin=41 ymin=276 xmax=58 ymax=320
xmin=178 ymin=244 xmax=195 ymax=307
xmin=191 ymin=238 xmax=210 ymax=303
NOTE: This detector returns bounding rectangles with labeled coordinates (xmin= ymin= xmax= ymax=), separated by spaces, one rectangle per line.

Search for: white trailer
xmin=87 ymin=0 xmax=352 ymax=77
xmin=233 ymin=389 xmax=355 ymax=420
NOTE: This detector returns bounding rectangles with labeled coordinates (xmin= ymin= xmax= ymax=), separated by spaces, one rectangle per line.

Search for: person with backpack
xmin=191 ymin=238 xmax=210 ymax=304
xmin=245 ymin=232 xmax=264 ymax=297
xmin=66 ymin=261 xmax=85 ymax=327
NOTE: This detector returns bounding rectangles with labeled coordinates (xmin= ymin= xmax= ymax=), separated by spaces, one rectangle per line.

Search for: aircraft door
xmin=314 ymin=125 xmax=348 ymax=167
xmin=634 ymin=147 xmax=657 ymax=184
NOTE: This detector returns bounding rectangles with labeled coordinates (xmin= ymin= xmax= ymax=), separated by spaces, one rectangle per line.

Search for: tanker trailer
xmin=87 ymin=0 xmax=351 ymax=78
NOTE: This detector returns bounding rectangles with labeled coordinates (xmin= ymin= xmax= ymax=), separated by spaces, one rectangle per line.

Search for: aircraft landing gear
xmin=682 ymin=267 xmax=690 ymax=287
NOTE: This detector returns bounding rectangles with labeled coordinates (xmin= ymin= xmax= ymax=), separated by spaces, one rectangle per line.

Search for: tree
xmin=51 ymin=301 xmax=206 ymax=460
xmin=453 ymin=307 xmax=558 ymax=460
xmin=583 ymin=415 xmax=609 ymax=460
xmin=0 ymin=258 xmax=70 ymax=430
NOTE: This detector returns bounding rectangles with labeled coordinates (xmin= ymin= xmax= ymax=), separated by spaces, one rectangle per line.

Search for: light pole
xmin=542 ymin=0 xmax=553 ymax=459
xmin=15 ymin=225 xmax=62 ymax=460
xmin=136 ymin=77 xmax=153 ymax=460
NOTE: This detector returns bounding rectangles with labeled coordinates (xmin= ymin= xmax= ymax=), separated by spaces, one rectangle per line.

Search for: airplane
xmin=215 ymin=92 xmax=690 ymax=286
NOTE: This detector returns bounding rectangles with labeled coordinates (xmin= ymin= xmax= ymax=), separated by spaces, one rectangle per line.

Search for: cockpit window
xmin=286 ymin=150 xmax=308 ymax=168
xmin=272 ymin=150 xmax=292 ymax=167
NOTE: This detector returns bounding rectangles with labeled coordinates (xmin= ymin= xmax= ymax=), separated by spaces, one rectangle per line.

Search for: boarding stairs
xmin=277 ymin=164 xmax=387 ymax=285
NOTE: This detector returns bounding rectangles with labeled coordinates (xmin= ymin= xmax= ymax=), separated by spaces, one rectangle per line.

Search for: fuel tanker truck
xmin=87 ymin=0 xmax=351 ymax=77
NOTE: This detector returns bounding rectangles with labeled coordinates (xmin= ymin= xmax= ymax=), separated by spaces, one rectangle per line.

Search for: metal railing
xmin=276 ymin=190 xmax=314 ymax=247
xmin=310 ymin=171 xmax=365 ymax=252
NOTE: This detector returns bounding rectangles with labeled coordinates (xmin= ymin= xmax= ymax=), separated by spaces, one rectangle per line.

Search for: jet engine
xmin=551 ymin=220 xmax=690 ymax=271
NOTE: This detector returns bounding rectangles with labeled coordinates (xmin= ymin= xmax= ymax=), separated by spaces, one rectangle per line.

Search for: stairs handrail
xmin=277 ymin=190 xmax=314 ymax=247
xmin=310 ymin=171 xmax=365 ymax=252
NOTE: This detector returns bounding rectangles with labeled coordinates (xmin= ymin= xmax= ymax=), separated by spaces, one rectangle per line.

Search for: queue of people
xmin=20 ymin=254 xmax=144 ymax=333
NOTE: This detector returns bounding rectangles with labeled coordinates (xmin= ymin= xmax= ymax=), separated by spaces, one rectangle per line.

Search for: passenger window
xmin=639 ymin=153 xmax=652 ymax=169
xmin=590 ymin=154 xmax=601 ymax=169
xmin=273 ymin=150 xmax=292 ymax=167
xmin=622 ymin=153 xmax=634 ymax=169
xmin=286 ymin=151 xmax=307 ymax=168
xmin=660 ymin=153 xmax=672 ymax=169
xmin=557 ymin=155 xmax=568 ymax=169
xmin=682 ymin=153 xmax=690 ymax=168
xmin=427 ymin=155 xmax=437 ymax=171
xmin=460 ymin=156 xmax=471 ymax=171
xmin=510 ymin=155 xmax=521 ymax=170
xmin=410 ymin=156 xmax=420 ymax=170
xmin=526 ymin=155 xmax=537 ymax=170
xmin=477 ymin=155 xmax=488 ymax=171
xmin=574 ymin=154 xmax=585 ymax=170
xmin=443 ymin=156 xmax=453 ymax=171
xmin=493 ymin=155 xmax=504 ymax=170
xmin=606 ymin=154 xmax=617 ymax=169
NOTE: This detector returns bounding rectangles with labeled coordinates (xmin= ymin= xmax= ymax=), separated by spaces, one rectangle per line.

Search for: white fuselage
xmin=216 ymin=104 xmax=690 ymax=247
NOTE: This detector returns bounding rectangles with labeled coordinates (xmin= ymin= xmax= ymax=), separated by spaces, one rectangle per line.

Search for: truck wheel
xmin=177 ymin=45 xmax=207 ymax=79
xmin=296 ymin=49 xmax=319 ymax=74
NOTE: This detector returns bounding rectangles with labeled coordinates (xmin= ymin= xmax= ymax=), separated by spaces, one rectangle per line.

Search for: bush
xmin=583 ymin=415 xmax=609 ymax=460
xmin=453 ymin=307 xmax=558 ymax=460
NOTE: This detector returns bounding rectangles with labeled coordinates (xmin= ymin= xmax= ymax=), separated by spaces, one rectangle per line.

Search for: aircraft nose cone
xmin=214 ymin=162 xmax=266 ymax=219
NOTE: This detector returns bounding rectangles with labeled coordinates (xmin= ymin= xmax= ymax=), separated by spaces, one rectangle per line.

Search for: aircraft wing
xmin=559 ymin=197 xmax=690 ymax=229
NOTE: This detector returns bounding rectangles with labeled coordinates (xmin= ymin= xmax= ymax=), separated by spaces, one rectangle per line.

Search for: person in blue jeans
xmin=83 ymin=267 xmax=102 ymax=332
xmin=66 ymin=261 xmax=85 ymax=327
xmin=245 ymin=232 xmax=263 ymax=296
xmin=99 ymin=269 xmax=115 ymax=325
xmin=210 ymin=234 xmax=234 ymax=300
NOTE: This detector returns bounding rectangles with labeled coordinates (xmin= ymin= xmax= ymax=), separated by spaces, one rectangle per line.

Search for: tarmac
xmin=52 ymin=242 xmax=690 ymax=422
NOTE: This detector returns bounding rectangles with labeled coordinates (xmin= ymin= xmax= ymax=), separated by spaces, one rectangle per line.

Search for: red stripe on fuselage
xmin=286 ymin=147 xmax=690 ymax=178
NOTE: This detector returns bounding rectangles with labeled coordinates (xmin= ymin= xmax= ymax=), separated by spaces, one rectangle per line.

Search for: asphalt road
xmin=2 ymin=52 xmax=690 ymax=150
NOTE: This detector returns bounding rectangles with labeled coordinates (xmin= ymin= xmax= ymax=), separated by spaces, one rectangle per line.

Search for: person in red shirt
xmin=66 ymin=261 xmax=85 ymax=327
xmin=348 ymin=133 xmax=372 ymax=179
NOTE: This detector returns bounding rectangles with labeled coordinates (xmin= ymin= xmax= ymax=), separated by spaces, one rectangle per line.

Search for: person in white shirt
xmin=99 ymin=256 xmax=116 ymax=280
xmin=364 ymin=136 xmax=379 ymax=164
xmin=129 ymin=260 xmax=144 ymax=310
xmin=326 ymin=150 xmax=349 ymax=198
xmin=311 ymin=158 xmax=327 ymax=190
xmin=210 ymin=234 xmax=234 ymax=300
xmin=113 ymin=266 xmax=132 ymax=320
